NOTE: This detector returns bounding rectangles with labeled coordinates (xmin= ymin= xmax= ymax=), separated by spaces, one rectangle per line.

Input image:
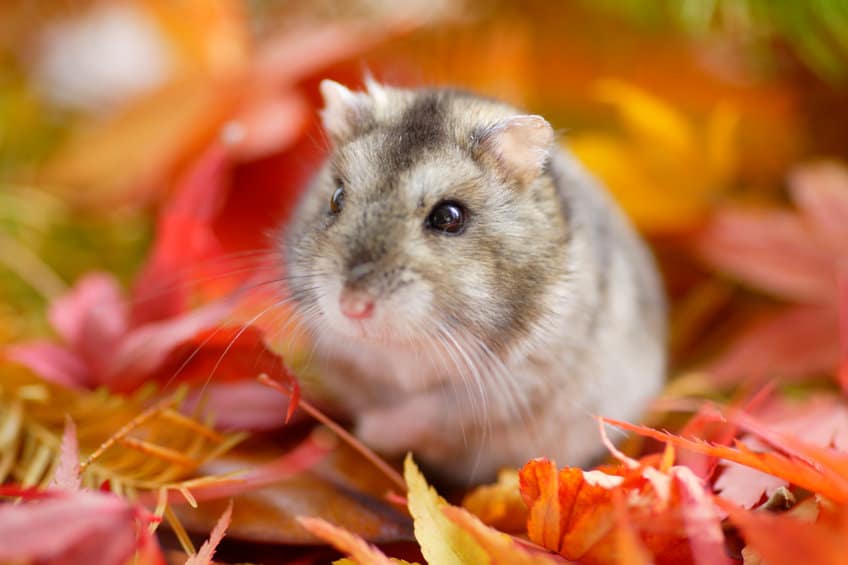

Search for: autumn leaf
xmin=0 ymin=420 xmax=166 ymax=565
xmin=3 ymin=272 xmax=300 ymax=430
xmin=518 ymin=449 xmax=729 ymax=564
xmin=184 ymin=501 xmax=233 ymax=565
xmin=569 ymin=79 xmax=738 ymax=233
xmin=404 ymin=454 xmax=489 ymax=565
xmin=604 ymin=415 xmax=848 ymax=504
xmin=695 ymin=161 xmax=848 ymax=383
xmin=441 ymin=505 xmax=564 ymax=565
xmin=462 ymin=469 xmax=528 ymax=533
xmin=719 ymin=497 xmax=848 ymax=565
xmin=712 ymin=395 xmax=848 ymax=507
xmin=298 ymin=516 xmax=402 ymax=565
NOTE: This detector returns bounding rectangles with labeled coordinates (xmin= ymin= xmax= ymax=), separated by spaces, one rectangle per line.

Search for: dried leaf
xmin=0 ymin=368 xmax=242 ymax=493
xmin=169 ymin=438 xmax=411 ymax=544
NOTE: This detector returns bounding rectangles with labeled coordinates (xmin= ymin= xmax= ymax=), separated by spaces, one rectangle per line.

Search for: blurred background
xmin=2 ymin=0 xmax=848 ymax=376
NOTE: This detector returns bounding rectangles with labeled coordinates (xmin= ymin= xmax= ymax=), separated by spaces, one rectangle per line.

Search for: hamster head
xmin=281 ymin=80 xmax=569 ymax=354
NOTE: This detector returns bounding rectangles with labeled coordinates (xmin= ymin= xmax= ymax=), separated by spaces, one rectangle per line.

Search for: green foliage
xmin=585 ymin=0 xmax=848 ymax=83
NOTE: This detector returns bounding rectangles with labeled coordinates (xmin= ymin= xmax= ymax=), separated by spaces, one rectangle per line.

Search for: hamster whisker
xmin=417 ymin=328 xmax=470 ymax=449
xmin=203 ymin=296 xmax=304 ymax=396
xmin=434 ymin=322 xmax=492 ymax=479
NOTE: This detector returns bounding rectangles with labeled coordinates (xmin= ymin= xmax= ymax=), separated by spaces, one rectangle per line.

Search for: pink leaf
xmin=185 ymin=500 xmax=233 ymax=565
xmin=706 ymin=305 xmax=840 ymax=384
xmin=50 ymin=417 xmax=81 ymax=492
xmin=695 ymin=208 xmax=834 ymax=304
xmin=104 ymin=300 xmax=232 ymax=390
xmin=0 ymin=491 xmax=161 ymax=565
xmin=714 ymin=459 xmax=787 ymax=508
xmin=671 ymin=466 xmax=732 ymax=565
xmin=3 ymin=342 xmax=89 ymax=388
xmin=48 ymin=273 xmax=129 ymax=354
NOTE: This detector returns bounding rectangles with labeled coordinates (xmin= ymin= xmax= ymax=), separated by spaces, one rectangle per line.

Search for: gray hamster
xmin=279 ymin=79 xmax=666 ymax=483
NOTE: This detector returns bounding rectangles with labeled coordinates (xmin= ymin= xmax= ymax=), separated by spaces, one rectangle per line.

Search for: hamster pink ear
xmin=319 ymin=79 xmax=370 ymax=143
xmin=478 ymin=115 xmax=554 ymax=186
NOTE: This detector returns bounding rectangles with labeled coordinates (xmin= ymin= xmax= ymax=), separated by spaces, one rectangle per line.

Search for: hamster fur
xmin=280 ymin=79 xmax=666 ymax=483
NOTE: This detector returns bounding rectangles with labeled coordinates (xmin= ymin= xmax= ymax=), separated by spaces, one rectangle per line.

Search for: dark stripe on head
xmin=381 ymin=92 xmax=448 ymax=178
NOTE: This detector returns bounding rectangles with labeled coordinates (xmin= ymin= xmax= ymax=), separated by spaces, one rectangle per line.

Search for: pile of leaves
xmin=2 ymin=1 xmax=848 ymax=564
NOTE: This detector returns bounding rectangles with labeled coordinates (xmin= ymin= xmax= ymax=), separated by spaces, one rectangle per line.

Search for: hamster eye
xmin=329 ymin=185 xmax=345 ymax=214
xmin=426 ymin=200 xmax=467 ymax=235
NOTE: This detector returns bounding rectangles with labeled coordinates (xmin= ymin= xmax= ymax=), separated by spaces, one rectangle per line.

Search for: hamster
xmin=279 ymin=79 xmax=666 ymax=483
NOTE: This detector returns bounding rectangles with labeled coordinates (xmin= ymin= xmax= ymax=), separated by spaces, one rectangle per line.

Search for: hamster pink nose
xmin=339 ymin=288 xmax=374 ymax=319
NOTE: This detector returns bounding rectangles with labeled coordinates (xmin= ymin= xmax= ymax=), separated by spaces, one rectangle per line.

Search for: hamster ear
xmin=478 ymin=115 xmax=554 ymax=185
xmin=319 ymin=79 xmax=370 ymax=143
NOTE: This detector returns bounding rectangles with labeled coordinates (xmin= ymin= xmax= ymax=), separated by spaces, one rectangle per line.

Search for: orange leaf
xmin=604 ymin=417 xmax=848 ymax=503
xmin=518 ymin=455 xmax=727 ymax=565
xmin=519 ymin=459 xmax=564 ymax=552
xmin=462 ymin=469 xmax=528 ymax=533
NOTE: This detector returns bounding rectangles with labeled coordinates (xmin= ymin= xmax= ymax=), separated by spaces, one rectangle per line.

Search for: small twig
xmin=258 ymin=373 xmax=407 ymax=493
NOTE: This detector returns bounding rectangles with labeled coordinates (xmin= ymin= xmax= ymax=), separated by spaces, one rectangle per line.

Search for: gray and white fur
xmin=280 ymin=80 xmax=666 ymax=483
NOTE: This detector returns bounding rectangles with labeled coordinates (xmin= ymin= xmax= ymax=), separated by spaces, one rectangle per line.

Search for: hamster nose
xmin=339 ymin=287 xmax=375 ymax=319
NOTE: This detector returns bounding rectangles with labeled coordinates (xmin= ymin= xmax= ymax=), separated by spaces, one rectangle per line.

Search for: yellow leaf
xmin=442 ymin=505 xmax=563 ymax=565
xmin=595 ymin=79 xmax=694 ymax=157
xmin=570 ymin=80 xmax=739 ymax=234
xmin=404 ymin=454 xmax=489 ymax=565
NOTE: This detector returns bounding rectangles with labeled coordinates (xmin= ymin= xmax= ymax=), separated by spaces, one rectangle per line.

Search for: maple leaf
xmin=518 ymin=432 xmax=729 ymax=565
xmin=713 ymin=395 xmax=848 ymax=508
xmin=4 ymin=272 xmax=297 ymax=429
xmin=695 ymin=161 xmax=848 ymax=384
xmin=605 ymin=411 xmax=848 ymax=504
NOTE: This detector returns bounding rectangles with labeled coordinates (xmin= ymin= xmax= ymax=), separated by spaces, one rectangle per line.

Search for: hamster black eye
xmin=329 ymin=185 xmax=345 ymax=214
xmin=426 ymin=200 xmax=467 ymax=235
